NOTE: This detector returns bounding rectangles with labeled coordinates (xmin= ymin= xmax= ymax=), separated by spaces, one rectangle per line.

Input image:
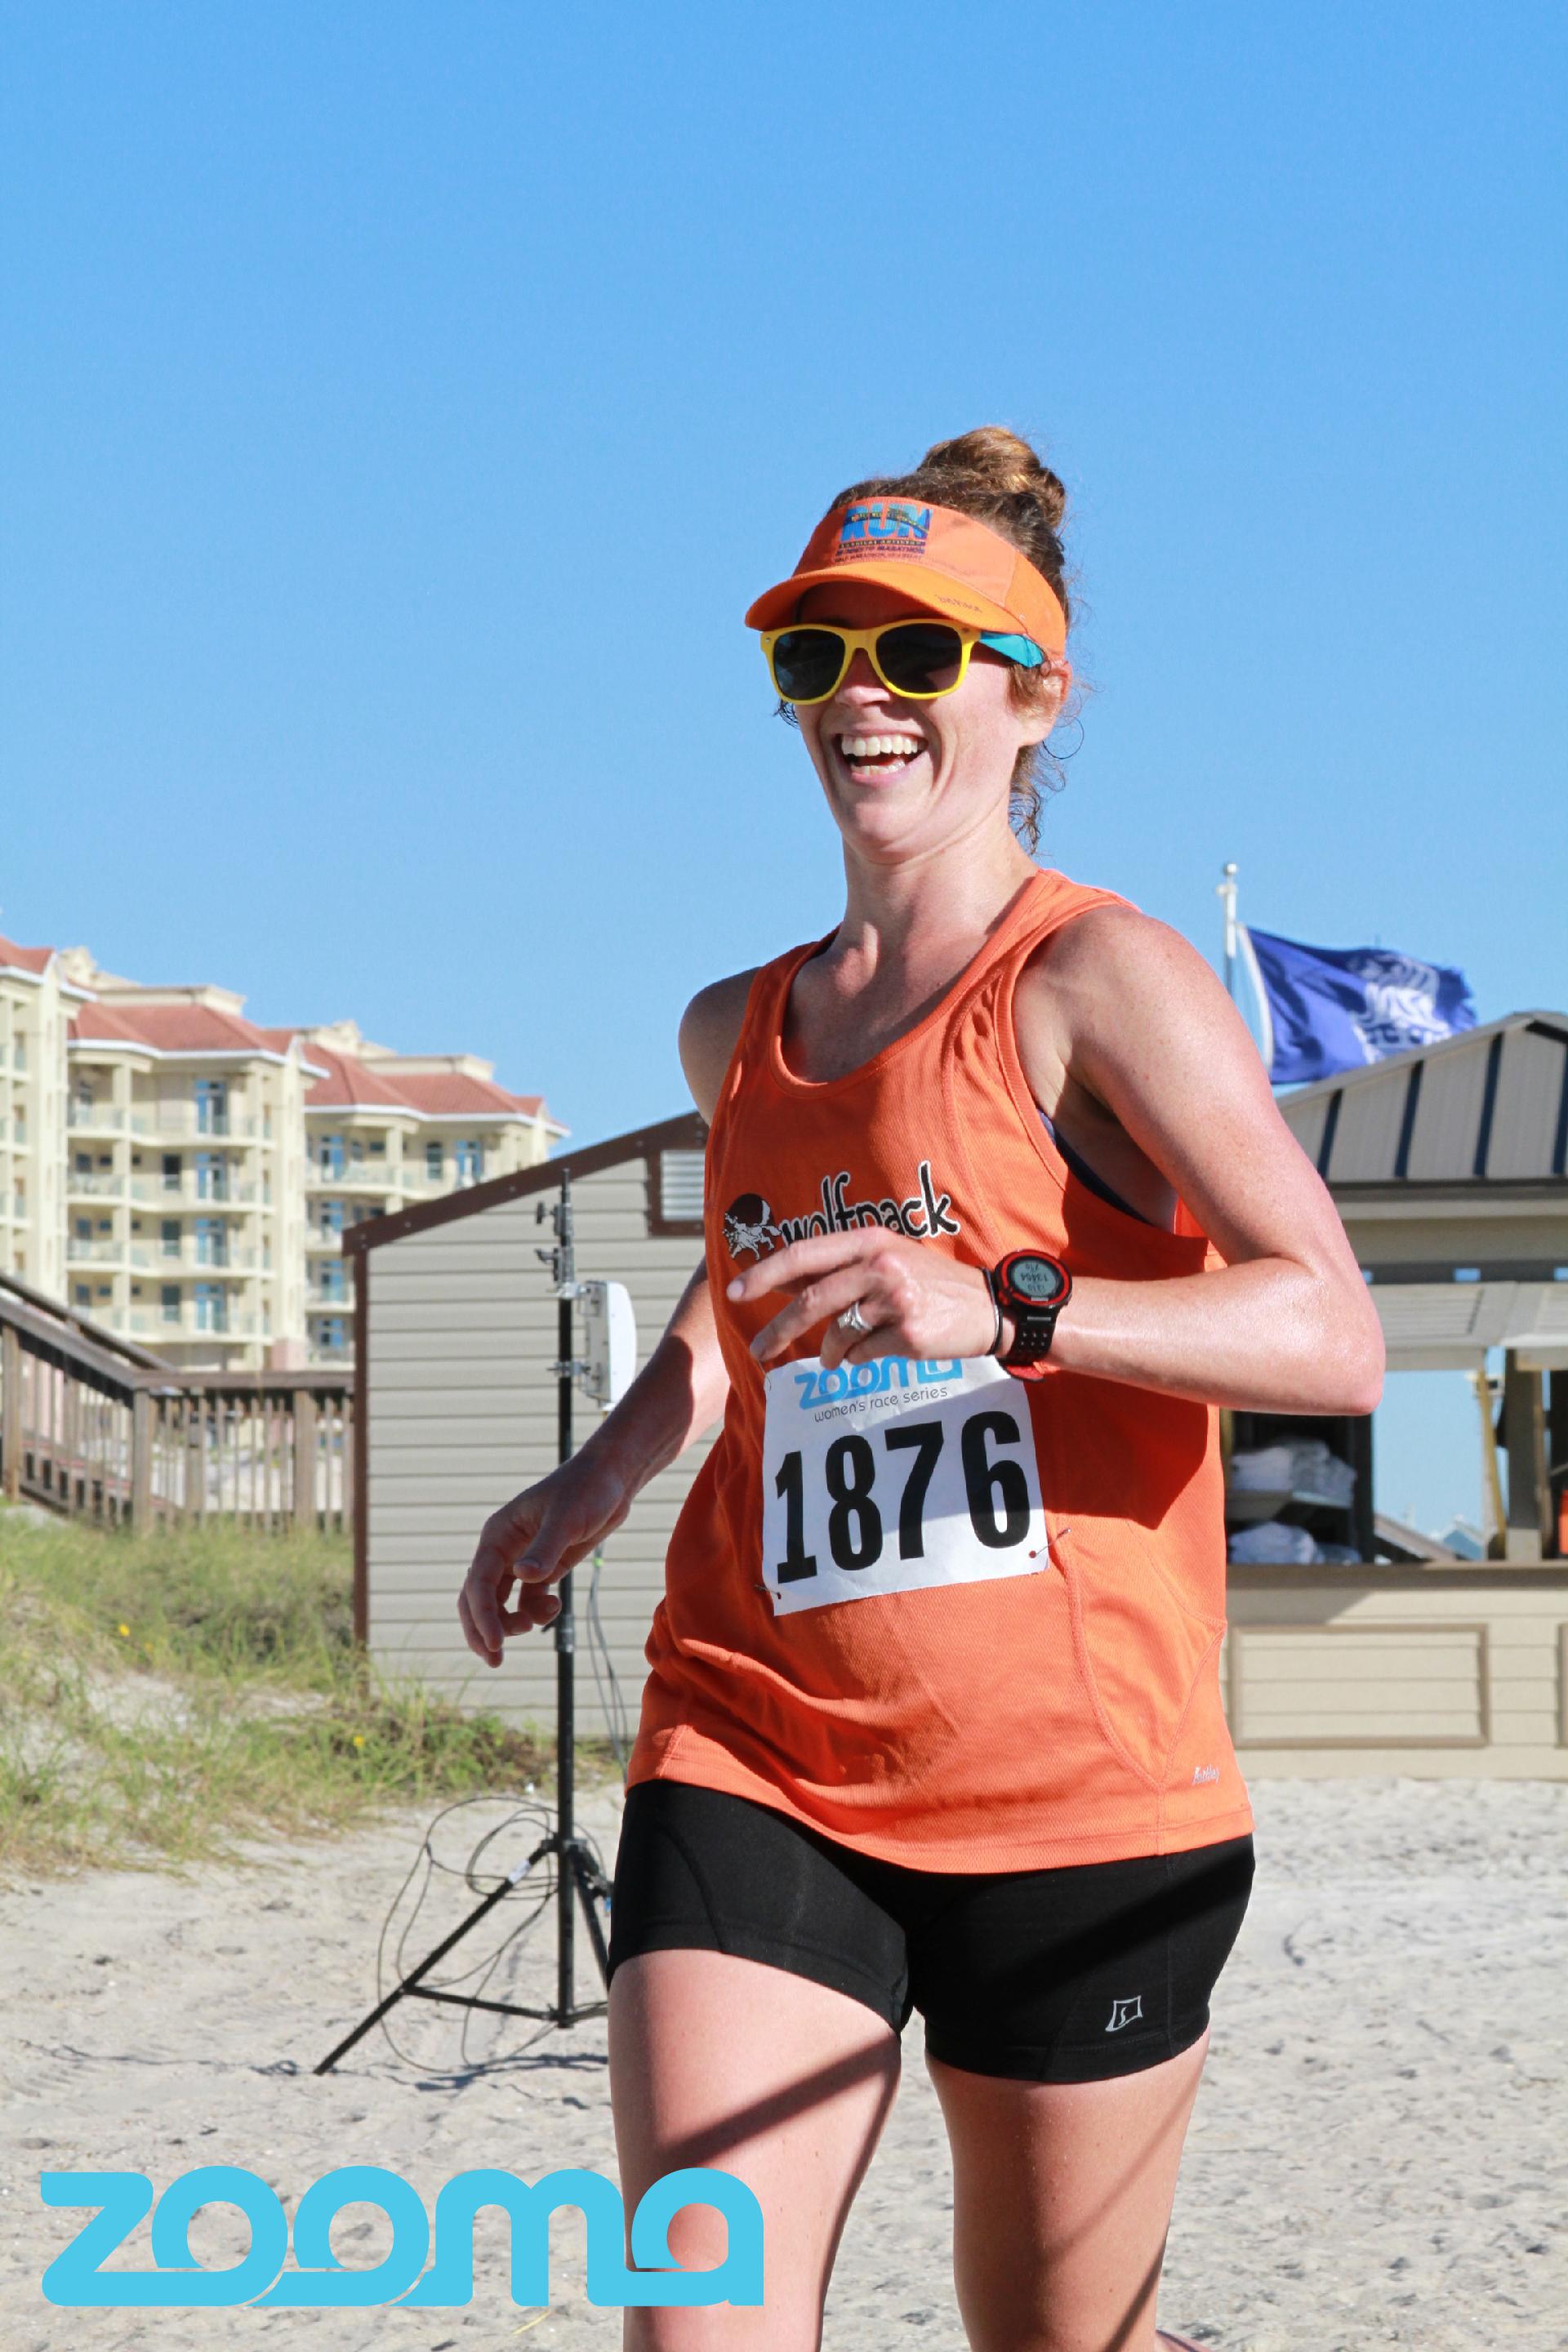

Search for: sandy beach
xmin=3 ymin=1775 xmax=1565 ymax=2351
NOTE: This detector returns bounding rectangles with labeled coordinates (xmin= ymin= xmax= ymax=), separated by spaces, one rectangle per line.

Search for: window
xmin=160 ymin=1285 xmax=181 ymax=1324
xmin=193 ymin=1281 xmax=228 ymax=1334
xmin=194 ymin=1217 xmax=227 ymax=1267
xmin=163 ymin=1153 xmax=182 ymax=1191
xmin=454 ymin=1138 xmax=481 ymax=1186
xmin=74 ymin=1153 xmax=92 ymax=1174
xmin=318 ymin=1134 xmax=345 ymax=1178
xmin=194 ymin=1078 xmax=229 ymax=1137
xmin=425 ymin=1141 xmax=443 ymax=1182
xmin=316 ymin=1316 xmax=346 ymax=1352
xmin=74 ymin=1284 xmax=91 ymax=1307
xmin=318 ymin=1263 xmax=347 ymax=1302
xmin=75 ymin=1217 xmax=93 ymax=1241
xmin=11 ymin=1040 xmax=24 ymax=1071
xmin=194 ymin=1153 xmax=229 ymax=1201
xmin=319 ymin=1199 xmax=345 ymax=1235
xmin=368 ymin=1138 xmax=385 ymax=1158
xmin=162 ymin=1220 xmax=181 ymax=1258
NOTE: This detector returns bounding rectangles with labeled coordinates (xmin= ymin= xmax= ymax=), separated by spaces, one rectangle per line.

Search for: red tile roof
xmin=300 ymin=1045 xmax=422 ymax=1110
xmin=378 ymin=1068 xmax=545 ymax=1117
xmin=65 ymin=1006 xmax=552 ymax=1120
xmin=0 ymin=933 xmax=56 ymax=977
xmin=69 ymin=1000 xmax=282 ymax=1054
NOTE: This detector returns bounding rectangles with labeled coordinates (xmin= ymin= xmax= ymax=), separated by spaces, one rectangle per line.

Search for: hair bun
xmin=916 ymin=425 xmax=1067 ymax=533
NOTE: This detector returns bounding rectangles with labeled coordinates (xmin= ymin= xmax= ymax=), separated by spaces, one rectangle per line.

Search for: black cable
xmin=368 ymin=1792 xmax=586 ymax=2073
xmin=586 ymin=1547 xmax=632 ymax=1780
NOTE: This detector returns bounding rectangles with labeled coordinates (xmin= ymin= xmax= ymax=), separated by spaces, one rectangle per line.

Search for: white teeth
xmin=840 ymin=734 xmax=922 ymax=760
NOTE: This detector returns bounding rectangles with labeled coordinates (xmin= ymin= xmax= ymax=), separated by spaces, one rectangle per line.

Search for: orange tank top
xmin=626 ymin=866 xmax=1253 ymax=1871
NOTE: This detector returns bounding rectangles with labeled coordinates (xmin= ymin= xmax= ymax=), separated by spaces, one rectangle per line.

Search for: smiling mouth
xmin=835 ymin=732 xmax=924 ymax=780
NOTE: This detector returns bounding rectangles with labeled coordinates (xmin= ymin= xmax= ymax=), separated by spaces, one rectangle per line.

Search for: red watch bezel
xmin=993 ymin=1250 xmax=1072 ymax=1313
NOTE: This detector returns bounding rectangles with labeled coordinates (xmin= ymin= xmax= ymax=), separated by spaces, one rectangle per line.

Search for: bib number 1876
xmin=759 ymin=1356 xmax=1048 ymax=1616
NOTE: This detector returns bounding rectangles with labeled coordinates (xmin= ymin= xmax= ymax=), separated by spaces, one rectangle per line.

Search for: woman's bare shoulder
xmin=679 ymin=969 xmax=764 ymax=1122
xmin=1018 ymin=902 xmax=1223 ymax=1052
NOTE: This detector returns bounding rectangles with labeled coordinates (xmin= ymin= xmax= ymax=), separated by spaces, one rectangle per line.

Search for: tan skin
xmin=460 ymin=577 xmax=1384 ymax=2350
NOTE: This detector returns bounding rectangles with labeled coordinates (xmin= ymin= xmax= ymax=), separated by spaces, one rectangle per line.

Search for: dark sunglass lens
xmin=877 ymin=622 xmax=965 ymax=693
xmin=771 ymin=629 xmax=845 ymax=702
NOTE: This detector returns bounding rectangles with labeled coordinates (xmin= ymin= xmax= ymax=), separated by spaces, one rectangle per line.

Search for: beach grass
xmin=0 ymin=1508 xmax=614 ymax=1877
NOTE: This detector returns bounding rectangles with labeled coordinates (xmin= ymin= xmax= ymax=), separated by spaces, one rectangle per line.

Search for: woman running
xmin=460 ymin=426 xmax=1384 ymax=2352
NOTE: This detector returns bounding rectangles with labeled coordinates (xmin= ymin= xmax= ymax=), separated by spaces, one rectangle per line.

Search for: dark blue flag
xmin=1240 ymin=926 xmax=1477 ymax=1085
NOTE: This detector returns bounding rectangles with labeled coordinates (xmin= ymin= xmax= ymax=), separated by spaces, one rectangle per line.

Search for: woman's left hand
xmin=725 ymin=1232 xmax=1003 ymax=1370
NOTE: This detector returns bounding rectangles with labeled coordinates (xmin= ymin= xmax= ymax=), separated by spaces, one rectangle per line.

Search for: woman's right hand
xmin=458 ymin=1448 xmax=634 ymax=1668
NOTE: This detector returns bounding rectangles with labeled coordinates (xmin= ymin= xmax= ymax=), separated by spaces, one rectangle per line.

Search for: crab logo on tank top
xmin=723 ymin=1160 xmax=960 ymax=1263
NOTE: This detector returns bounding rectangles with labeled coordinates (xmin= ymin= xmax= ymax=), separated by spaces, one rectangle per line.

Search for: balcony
xmin=138 ymin=1245 xmax=266 ymax=1273
xmin=150 ymin=1109 xmax=265 ymax=1142
xmin=68 ymin=1237 xmax=267 ymax=1273
xmin=124 ymin=1307 xmax=268 ymax=1341
xmin=68 ymin=1103 xmax=145 ymax=1134
xmin=133 ymin=1178 xmax=264 ymax=1208
xmin=305 ymin=1164 xmax=401 ymax=1192
xmin=67 ymin=1171 xmax=127 ymax=1199
xmin=305 ymin=1228 xmax=350 ymax=1254
xmin=65 ymin=1238 xmax=122 ymax=1265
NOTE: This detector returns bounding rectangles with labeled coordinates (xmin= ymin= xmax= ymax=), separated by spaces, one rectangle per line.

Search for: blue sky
xmin=3 ymin=4 xmax=1563 ymax=1531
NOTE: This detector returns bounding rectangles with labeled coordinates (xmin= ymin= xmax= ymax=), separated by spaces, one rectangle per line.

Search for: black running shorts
xmin=607 ymin=1779 xmax=1254 ymax=2085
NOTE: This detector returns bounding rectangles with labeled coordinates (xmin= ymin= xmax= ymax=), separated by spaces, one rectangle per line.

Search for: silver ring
xmin=837 ymin=1300 xmax=870 ymax=1335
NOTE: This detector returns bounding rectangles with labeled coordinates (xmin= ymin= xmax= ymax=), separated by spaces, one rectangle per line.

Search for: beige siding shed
xmin=349 ymin=1115 xmax=710 ymax=1733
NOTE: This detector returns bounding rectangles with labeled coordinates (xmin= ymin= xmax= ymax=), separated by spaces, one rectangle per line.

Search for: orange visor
xmin=744 ymin=498 xmax=1068 ymax=657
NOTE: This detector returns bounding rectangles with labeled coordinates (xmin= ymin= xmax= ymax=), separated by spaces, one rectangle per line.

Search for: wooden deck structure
xmin=0 ymin=1272 xmax=353 ymax=1532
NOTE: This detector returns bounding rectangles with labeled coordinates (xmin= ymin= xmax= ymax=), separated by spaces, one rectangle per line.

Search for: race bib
xmin=760 ymin=1352 xmax=1049 ymax=1617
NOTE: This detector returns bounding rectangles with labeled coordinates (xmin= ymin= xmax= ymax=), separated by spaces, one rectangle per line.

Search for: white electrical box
xmin=577 ymin=1280 xmax=637 ymax=1409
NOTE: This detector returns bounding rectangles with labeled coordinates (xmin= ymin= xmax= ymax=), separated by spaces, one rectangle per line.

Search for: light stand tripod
xmin=316 ymin=1169 xmax=615 ymax=2074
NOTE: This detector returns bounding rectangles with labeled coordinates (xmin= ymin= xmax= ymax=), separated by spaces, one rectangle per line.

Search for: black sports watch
xmin=986 ymin=1250 xmax=1072 ymax=1370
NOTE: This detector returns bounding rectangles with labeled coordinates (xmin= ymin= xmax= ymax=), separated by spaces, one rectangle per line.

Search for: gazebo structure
xmin=1275 ymin=1008 xmax=1568 ymax=1561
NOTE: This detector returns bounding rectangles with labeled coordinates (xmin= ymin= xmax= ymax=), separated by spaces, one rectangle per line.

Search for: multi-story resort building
xmin=0 ymin=934 xmax=88 ymax=1299
xmin=0 ymin=932 xmax=562 ymax=1369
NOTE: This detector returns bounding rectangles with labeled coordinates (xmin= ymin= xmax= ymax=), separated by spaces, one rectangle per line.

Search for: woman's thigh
xmin=928 ymin=2033 xmax=1209 ymax=2352
xmin=608 ymin=1947 xmax=902 ymax=2352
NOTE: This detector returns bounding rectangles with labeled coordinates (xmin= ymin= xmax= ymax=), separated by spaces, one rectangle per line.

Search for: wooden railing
xmin=0 ymin=1276 xmax=353 ymax=1533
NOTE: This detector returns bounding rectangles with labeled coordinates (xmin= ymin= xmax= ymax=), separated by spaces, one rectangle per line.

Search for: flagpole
xmin=1216 ymin=862 xmax=1238 ymax=1000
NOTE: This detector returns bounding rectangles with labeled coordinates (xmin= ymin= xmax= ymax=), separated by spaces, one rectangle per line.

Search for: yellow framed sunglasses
xmin=760 ymin=620 xmax=1045 ymax=706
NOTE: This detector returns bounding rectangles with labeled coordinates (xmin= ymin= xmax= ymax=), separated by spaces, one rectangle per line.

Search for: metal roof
xmin=1276 ymin=1010 xmax=1568 ymax=1184
xmin=1276 ymin=1011 xmax=1568 ymax=1367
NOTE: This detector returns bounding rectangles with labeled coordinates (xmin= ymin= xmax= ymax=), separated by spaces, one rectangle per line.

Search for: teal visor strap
xmin=978 ymin=632 xmax=1046 ymax=668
